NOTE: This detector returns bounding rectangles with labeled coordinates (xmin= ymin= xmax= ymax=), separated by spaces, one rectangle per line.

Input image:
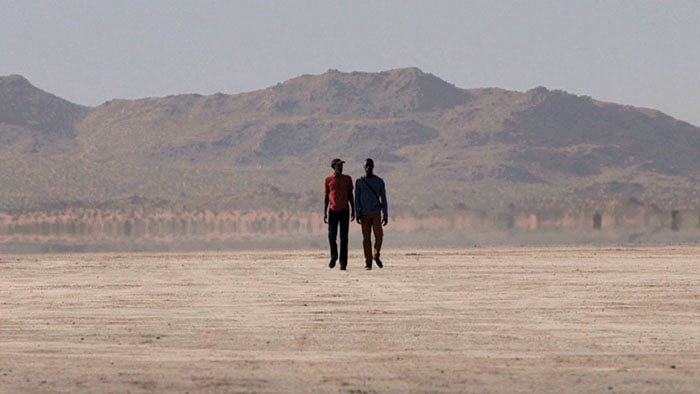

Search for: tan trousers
xmin=360 ymin=212 xmax=383 ymax=265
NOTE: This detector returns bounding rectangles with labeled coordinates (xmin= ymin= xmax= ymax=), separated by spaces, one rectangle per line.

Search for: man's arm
xmin=348 ymin=179 xmax=355 ymax=222
xmin=381 ymin=180 xmax=388 ymax=226
xmin=354 ymin=179 xmax=362 ymax=224
xmin=323 ymin=180 xmax=329 ymax=224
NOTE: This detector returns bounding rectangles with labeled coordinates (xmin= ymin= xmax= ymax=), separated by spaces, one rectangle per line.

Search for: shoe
xmin=374 ymin=256 xmax=383 ymax=268
xmin=365 ymin=265 xmax=372 ymax=270
xmin=340 ymin=265 xmax=347 ymax=271
xmin=329 ymin=258 xmax=337 ymax=269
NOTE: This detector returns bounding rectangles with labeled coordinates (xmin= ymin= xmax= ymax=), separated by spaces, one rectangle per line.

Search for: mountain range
xmin=2 ymin=68 xmax=700 ymax=213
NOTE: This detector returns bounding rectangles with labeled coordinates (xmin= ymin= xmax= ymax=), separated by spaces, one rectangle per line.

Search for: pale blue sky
xmin=2 ymin=0 xmax=699 ymax=125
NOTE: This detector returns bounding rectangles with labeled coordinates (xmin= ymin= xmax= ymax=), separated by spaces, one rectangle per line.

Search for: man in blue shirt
xmin=355 ymin=158 xmax=388 ymax=270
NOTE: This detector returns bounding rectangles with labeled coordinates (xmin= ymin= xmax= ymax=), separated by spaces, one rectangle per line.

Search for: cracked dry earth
xmin=1 ymin=247 xmax=700 ymax=393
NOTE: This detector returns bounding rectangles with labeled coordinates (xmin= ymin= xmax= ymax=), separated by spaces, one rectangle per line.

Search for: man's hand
xmin=323 ymin=213 xmax=328 ymax=224
xmin=350 ymin=211 xmax=355 ymax=222
xmin=382 ymin=216 xmax=388 ymax=226
xmin=356 ymin=216 xmax=362 ymax=225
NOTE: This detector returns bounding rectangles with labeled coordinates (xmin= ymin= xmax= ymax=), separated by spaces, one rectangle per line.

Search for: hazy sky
xmin=2 ymin=0 xmax=699 ymax=125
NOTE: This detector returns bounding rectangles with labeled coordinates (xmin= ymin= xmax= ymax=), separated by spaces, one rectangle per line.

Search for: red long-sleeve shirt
xmin=324 ymin=174 xmax=353 ymax=211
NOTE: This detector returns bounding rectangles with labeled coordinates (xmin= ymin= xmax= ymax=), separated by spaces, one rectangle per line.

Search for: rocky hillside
xmin=0 ymin=74 xmax=88 ymax=150
xmin=1 ymin=68 xmax=699 ymax=212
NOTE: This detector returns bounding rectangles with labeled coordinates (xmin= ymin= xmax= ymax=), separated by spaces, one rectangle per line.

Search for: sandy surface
xmin=1 ymin=247 xmax=700 ymax=393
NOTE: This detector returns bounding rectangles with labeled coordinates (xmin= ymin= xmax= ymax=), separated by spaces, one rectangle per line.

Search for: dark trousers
xmin=328 ymin=209 xmax=349 ymax=267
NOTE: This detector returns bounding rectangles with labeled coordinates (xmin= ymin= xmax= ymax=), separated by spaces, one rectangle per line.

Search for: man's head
xmin=331 ymin=158 xmax=345 ymax=175
xmin=363 ymin=158 xmax=374 ymax=176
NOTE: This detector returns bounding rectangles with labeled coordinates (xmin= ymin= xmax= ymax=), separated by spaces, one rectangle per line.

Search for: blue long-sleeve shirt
xmin=355 ymin=175 xmax=388 ymax=218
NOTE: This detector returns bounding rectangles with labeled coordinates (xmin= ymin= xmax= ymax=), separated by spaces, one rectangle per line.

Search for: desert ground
xmin=1 ymin=247 xmax=699 ymax=393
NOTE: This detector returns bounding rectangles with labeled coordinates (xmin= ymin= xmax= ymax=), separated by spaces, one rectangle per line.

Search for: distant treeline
xmin=0 ymin=209 xmax=320 ymax=241
xmin=0 ymin=199 xmax=697 ymax=243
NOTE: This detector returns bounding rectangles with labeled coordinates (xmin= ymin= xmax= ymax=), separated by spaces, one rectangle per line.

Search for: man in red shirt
xmin=324 ymin=158 xmax=355 ymax=270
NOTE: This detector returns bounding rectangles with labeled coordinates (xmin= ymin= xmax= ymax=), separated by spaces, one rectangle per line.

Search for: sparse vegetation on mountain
xmin=2 ymin=68 xmax=700 ymax=212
